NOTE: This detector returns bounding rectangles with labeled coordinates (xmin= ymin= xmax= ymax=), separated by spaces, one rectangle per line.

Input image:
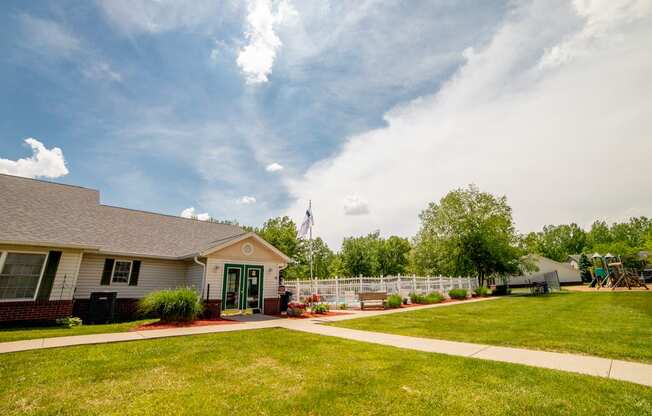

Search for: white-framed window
xmin=0 ymin=251 xmax=48 ymax=301
xmin=111 ymin=260 xmax=132 ymax=284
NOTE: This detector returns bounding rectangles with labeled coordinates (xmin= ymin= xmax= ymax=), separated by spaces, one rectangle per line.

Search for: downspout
xmin=278 ymin=263 xmax=289 ymax=283
xmin=194 ymin=256 xmax=207 ymax=298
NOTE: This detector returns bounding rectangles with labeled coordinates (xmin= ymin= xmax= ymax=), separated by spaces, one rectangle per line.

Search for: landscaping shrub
xmin=409 ymin=292 xmax=424 ymax=304
xmin=338 ymin=303 xmax=348 ymax=310
xmin=312 ymin=303 xmax=330 ymax=314
xmin=56 ymin=317 xmax=82 ymax=328
xmin=448 ymin=289 xmax=468 ymax=300
xmin=410 ymin=292 xmax=444 ymax=304
xmin=385 ymin=294 xmax=402 ymax=308
xmin=474 ymin=286 xmax=490 ymax=297
xmin=424 ymin=292 xmax=444 ymax=304
xmin=138 ymin=288 xmax=203 ymax=322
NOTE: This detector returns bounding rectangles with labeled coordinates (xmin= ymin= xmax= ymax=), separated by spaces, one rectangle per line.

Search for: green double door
xmin=222 ymin=264 xmax=264 ymax=312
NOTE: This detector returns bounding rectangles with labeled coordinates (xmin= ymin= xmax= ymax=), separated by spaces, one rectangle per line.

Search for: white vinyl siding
xmin=262 ymin=263 xmax=280 ymax=299
xmin=75 ymin=254 xmax=187 ymax=298
xmin=185 ymin=261 xmax=204 ymax=293
xmin=204 ymin=257 xmax=223 ymax=302
xmin=49 ymin=250 xmax=83 ymax=301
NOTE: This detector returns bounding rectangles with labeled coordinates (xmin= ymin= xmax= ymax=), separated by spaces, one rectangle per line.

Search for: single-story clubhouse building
xmin=0 ymin=173 xmax=290 ymax=323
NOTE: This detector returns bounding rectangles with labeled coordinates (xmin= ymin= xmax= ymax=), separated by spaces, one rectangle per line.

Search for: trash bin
xmin=280 ymin=291 xmax=292 ymax=312
xmin=88 ymin=292 xmax=117 ymax=324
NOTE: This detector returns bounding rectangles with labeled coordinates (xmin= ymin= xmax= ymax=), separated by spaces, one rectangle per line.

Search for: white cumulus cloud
xmin=237 ymin=0 xmax=297 ymax=84
xmin=265 ymin=162 xmax=284 ymax=172
xmin=0 ymin=138 xmax=69 ymax=179
xmin=180 ymin=207 xmax=210 ymax=221
xmin=236 ymin=196 xmax=257 ymax=205
xmin=343 ymin=195 xmax=370 ymax=216
xmin=285 ymin=0 xmax=652 ymax=249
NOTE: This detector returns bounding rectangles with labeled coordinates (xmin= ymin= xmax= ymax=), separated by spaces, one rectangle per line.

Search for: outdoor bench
xmin=358 ymin=292 xmax=387 ymax=310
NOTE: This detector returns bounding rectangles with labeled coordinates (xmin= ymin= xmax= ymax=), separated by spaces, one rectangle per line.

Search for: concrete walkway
xmin=1 ymin=296 xmax=650 ymax=388
xmin=0 ymin=298 xmax=495 ymax=354
xmin=283 ymin=321 xmax=652 ymax=387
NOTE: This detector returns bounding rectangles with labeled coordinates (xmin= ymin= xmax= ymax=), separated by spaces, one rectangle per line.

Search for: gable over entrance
xmin=201 ymin=233 xmax=290 ymax=264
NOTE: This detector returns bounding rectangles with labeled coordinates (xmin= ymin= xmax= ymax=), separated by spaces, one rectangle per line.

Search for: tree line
xmin=521 ymin=218 xmax=652 ymax=269
xmin=235 ymin=185 xmax=650 ymax=283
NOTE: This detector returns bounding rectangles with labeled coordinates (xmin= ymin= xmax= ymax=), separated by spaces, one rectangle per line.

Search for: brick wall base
xmin=0 ymin=300 xmax=73 ymax=323
xmin=1 ymin=298 xmax=225 ymax=324
xmin=263 ymin=297 xmax=280 ymax=316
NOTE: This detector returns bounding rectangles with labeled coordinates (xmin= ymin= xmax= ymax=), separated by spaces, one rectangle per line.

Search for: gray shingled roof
xmin=0 ymin=174 xmax=245 ymax=258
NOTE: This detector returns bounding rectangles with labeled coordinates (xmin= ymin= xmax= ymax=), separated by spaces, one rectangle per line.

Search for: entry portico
xmin=199 ymin=232 xmax=291 ymax=315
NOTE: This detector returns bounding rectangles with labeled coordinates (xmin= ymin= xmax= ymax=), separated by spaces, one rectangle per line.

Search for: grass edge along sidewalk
xmin=329 ymin=291 xmax=652 ymax=364
xmin=1 ymin=328 xmax=651 ymax=416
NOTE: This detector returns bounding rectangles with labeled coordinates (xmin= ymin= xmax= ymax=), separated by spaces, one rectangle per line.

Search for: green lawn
xmin=0 ymin=328 xmax=650 ymax=415
xmin=331 ymin=292 xmax=652 ymax=363
xmin=0 ymin=319 xmax=155 ymax=343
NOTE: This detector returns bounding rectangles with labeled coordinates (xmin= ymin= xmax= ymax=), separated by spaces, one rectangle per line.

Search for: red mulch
xmin=132 ymin=319 xmax=239 ymax=331
xmin=281 ymin=311 xmax=354 ymax=319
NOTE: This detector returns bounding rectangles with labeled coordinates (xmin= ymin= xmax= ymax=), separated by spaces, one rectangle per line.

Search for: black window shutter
xmin=129 ymin=260 xmax=141 ymax=286
xmin=36 ymin=251 xmax=62 ymax=301
xmin=101 ymin=259 xmax=114 ymax=285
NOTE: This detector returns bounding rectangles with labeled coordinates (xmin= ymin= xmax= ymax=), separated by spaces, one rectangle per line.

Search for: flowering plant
xmin=304 ymin=294 xmax=321 ymax=304
xmin=287 ymin=302 xmax=307 ymax=317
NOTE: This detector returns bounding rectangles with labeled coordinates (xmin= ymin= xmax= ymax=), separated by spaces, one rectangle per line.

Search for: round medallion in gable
xmin=241 ymin=242 xmax=254 ymax=256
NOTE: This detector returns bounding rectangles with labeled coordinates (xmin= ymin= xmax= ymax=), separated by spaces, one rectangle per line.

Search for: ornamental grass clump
xmin=474 ymin=286 xmax=490 ymax=297
xmin=409 ymin=292 xmax=424 ymax=304
xmin=138 ymin=288 xmax=203 ymax=322
xmin=448 ymin=289 xmax=468 ymax=300
xmin=424 ymin=292 xmax=444 ymax=304
xmin=386 ymin=294 xmax=403 ymax=309
xmin=410 ymin=292 xmax=444 ymax=304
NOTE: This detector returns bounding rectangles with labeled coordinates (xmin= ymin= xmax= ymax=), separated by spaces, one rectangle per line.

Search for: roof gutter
xmin=0 ymin=240 xmax=100 ymax=251
xmin=194 ymin=256 xmax=207 ymax=298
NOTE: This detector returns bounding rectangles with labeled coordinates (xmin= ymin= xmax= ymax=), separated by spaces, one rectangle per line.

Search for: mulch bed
xmin=281 ymin=311 xmax=354 ymax=319
xmin=132 ymin=319 xmax=239 ymax=331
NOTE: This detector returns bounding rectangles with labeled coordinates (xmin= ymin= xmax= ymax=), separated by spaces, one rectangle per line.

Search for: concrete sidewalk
xmin=0 ymin=320 xmax=281 ymax=354
xmin=284 ymin=321 xmax=652 ymax=387
xmin=0 ymin=297 xmax=498 ymax=354
xmin=1 ymin=296 xmax=650 ymax=388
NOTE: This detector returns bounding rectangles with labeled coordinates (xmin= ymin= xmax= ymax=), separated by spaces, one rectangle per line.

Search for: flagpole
xmin=309 ymin=200 xmax=314 ymax=282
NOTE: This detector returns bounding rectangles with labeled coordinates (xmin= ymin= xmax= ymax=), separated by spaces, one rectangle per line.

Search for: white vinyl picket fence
xmin=283 ymin=275 xmax=478 ymax=305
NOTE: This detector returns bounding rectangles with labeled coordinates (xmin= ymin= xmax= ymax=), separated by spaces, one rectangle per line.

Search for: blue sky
xmin=1 ymin=1 xmax=651 ymax=248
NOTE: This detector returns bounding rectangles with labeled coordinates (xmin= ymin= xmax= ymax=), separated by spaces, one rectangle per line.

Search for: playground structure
xmin=588 ymin=252 xmax=649 ymax=290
